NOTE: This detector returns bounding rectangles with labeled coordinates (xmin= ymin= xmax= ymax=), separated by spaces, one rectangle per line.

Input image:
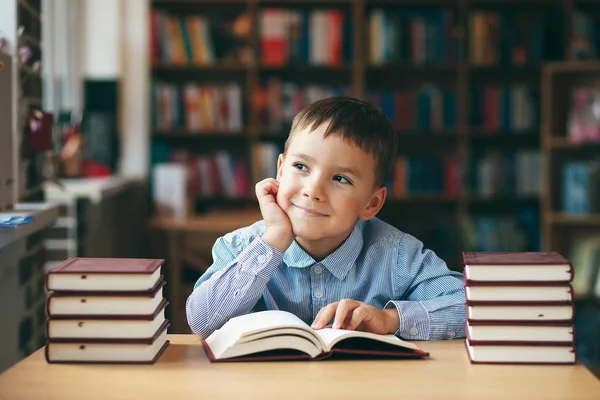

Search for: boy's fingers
xmin=333 ymin=299 xmax=358 ymax=329
xmin=312 ymin=302 xmax=338 ymax=329
xmin=344 ymin=306 xmax=368 ymax=331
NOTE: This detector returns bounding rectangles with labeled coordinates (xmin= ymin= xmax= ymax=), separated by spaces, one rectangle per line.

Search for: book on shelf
xmin=368 ymin=8 xmax=457 ymax=65
xmin=259 ymin=9 xmax=350 ymax=67
xmin=566 ymin=85 xmax=600 ymax=143
xmin=45 ymin=257 xmax=164 ymax=292
xmin=462 ymin=251 xmax=573 ymax=283
xmin=470 ymin=84 xmax=538 ymax=131
xmin=562 ymin=160 xmax=600 ymax=215
xmin=254 ymin=79 xmax=351 ymax=132
xmin=203 ymin=310 xmax=429 ymax=362
xmin=150 ymin=11 xmax=252 ymax=65
xmin=152 ymin=81 xmax=243 ymax=132
xmin=468 ymin=11 xmax=560 ymax=65
xmin=391 ymin=154 xmax=460 ymax=198
xmin=368 ymin=86 xmax=458 ymax=132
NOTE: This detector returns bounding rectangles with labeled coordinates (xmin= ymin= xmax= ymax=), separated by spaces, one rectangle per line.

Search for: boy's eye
xmin=293 ymin=162 xmax=307 ymax=171
xmin=333 ymin=175 xmax=352 ymax=185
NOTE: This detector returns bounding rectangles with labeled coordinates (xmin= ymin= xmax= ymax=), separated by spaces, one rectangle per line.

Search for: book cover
xmin=47 ymin=279 xmax=166 ymax=317
xmin=45 ymin=321 xmax=170 ymax=364
xmin=462 ymin=251 xmax=573 ymax=283
xmin=462 ymin=251 xmax=570 ymax=266
xmin=465 ymin=321 xmax=575 ymax=346
xmin=464 ymin=339 xmax=577 ymax=365
xmin=46 ymin=258 xmax=165 ymax=292
xmin=465 ymin=300 xmax=575 ymax=323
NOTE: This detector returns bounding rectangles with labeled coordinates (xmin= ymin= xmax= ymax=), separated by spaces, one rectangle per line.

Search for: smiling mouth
xmin=294 ymin=205 xmax=328 ymax=217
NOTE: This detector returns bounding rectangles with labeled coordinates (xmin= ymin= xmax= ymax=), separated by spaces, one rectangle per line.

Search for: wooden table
xmin=0 ymin=335 xmax=598 ymax=399
xmin=148 ymin=208 xmax=263 ymax=333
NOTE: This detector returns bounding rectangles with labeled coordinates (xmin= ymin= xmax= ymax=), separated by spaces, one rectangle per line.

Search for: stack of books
xmin=462 ymin=251 xmax=577 ymax=365
xmin=44 ymin=257 xmax=170 ymax=364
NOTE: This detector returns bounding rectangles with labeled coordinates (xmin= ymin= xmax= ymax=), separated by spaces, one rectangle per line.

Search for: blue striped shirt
xmin=186 ymin=217 xmax=466 ymax=341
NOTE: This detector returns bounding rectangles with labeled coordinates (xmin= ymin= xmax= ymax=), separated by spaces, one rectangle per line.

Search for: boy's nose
xmin=302 ymin=178 xmax=325 ymax=201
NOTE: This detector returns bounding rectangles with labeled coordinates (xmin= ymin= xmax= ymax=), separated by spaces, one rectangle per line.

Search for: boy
xmin=186 ymin=97 xmax=466 ymax=341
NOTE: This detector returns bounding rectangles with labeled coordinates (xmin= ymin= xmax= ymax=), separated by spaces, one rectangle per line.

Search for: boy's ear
xmin=276 ymin=153 xmax=285 ymax=181
xmin=359 ymin=186 xmax=387 ymax=221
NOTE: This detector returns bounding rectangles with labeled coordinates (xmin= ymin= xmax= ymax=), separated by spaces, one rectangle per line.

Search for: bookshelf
xmin=0 ymin=0 xmax=61 ymax=368
xmin=148 ymin=0 xmax=600 ymax=270
xmin=541 ymin=60 xmax=600 ymax=375
xmin=0 ymin=0 xmax=45 ymax=208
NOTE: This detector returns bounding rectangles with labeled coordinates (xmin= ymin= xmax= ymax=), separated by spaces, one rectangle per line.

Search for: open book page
xmin=315 ymin=328 xmax=421 ymax=353
xmin=205 ymin=310 xmax=320 ymax=359
xmin=238 ymin=327 xmax=322 ymax=349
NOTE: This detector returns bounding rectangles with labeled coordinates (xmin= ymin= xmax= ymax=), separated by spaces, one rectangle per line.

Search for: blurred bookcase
xmin=0 ymin=0 xmax=55 ymax=370
xmin=541 ymin=61 xmax=600 ymax=373
xmin=147 ymin=0 xmax=600 ymax=271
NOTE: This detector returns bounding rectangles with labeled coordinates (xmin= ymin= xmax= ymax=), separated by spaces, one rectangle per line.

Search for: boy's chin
xmin=289 ymin=223 xmax=327 ymax=241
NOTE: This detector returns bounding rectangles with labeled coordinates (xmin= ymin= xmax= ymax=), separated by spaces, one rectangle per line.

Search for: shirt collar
xmin=282 ymin=220 xmax=365 ymax=280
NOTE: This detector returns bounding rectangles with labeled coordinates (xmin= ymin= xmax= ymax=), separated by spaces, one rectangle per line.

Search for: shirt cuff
xmin=385 ymin=300 xmax=431 ymax=341
xmin=237 ymin=236 xmax=283 ymax=281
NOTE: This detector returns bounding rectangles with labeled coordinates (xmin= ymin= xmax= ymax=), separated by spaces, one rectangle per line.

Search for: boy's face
xmin=276 ymin=123 xmax=386 ymax=254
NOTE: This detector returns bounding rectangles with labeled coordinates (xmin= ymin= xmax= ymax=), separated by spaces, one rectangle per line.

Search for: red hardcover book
xmin=46 ymin=257 xmax=165 ymax=292
xmin=47 ymin=299 xmax=169 ymax=340
xmin=465 ymin=321 xmax=575 ymax=346
xmin=465 ymin=300 xmax=575 ymax=323
xmin=202 ymin=310 xmax=429 ymax=362
xmin=464 ymin=339 xmax=577 ymax=365
xmin=47 ymin=279 xmax=166 ymax=318
xmin=464 ymin=282 xmax=574 ymax=303
xmin=45 ymin=320 xmax=170 ymax=364
xmin=462 ymin=251 xmax=573 ymax=283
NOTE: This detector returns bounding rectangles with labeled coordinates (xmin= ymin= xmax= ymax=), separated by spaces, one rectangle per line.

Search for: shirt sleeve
xmin=185 ymin=232 xmax=283 ymax=339
xmin=384 ymin=234 xmax=466 ymax=341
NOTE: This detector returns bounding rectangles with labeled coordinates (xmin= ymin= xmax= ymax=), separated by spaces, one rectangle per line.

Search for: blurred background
xmin=0 ymin=0 xmax=599 ymax=376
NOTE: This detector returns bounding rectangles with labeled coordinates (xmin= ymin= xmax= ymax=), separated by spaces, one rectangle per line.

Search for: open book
xmin=203 ymin=310 xmax=429 ymax=362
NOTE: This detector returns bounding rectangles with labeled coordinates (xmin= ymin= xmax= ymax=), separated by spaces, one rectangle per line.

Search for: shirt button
xmin=313 ymin=265 xmax=323 ymax=274
xmin=257 ymin=255 xmax=266 ymax=264
xmin=447 ymin=331 xmax=456 ymax=338
xmin=409 ymin=327 xmax=418 ymax=336
xmin=314 ymin=289 xmax=323 ymax=298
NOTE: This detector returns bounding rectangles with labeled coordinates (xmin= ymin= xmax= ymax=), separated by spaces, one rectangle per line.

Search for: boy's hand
xmin=256 ymin=178 xmax=294 ymax=252
xmin=311 ymin=300 xmax=400 ymax=335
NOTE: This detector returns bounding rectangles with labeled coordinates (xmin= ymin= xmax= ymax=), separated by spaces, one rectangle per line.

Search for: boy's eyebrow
xmin=290 ymin=152 xmax=362 ymax=178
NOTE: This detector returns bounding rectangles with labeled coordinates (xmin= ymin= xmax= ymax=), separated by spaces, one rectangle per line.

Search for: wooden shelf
xmin=152 ymin=129 xmax=248 ymax=138
xmin=260 ymin=64 xmax=352 ymax=72
xmin=547 ymin=213 xmax=600 ymax=226
xmin=469 ymin=195 xmax=539 ymax=204
xmin=152 ymin=62 xmax=249 ymax=71
xmin=549 ymin=137 xmax=600 ymax=150
xmin=367 ymin=63 xmax=458 ymax=73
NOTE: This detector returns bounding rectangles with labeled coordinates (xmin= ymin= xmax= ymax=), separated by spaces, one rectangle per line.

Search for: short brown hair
xmin=285 ymin=97 xmax=398 ymax=187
